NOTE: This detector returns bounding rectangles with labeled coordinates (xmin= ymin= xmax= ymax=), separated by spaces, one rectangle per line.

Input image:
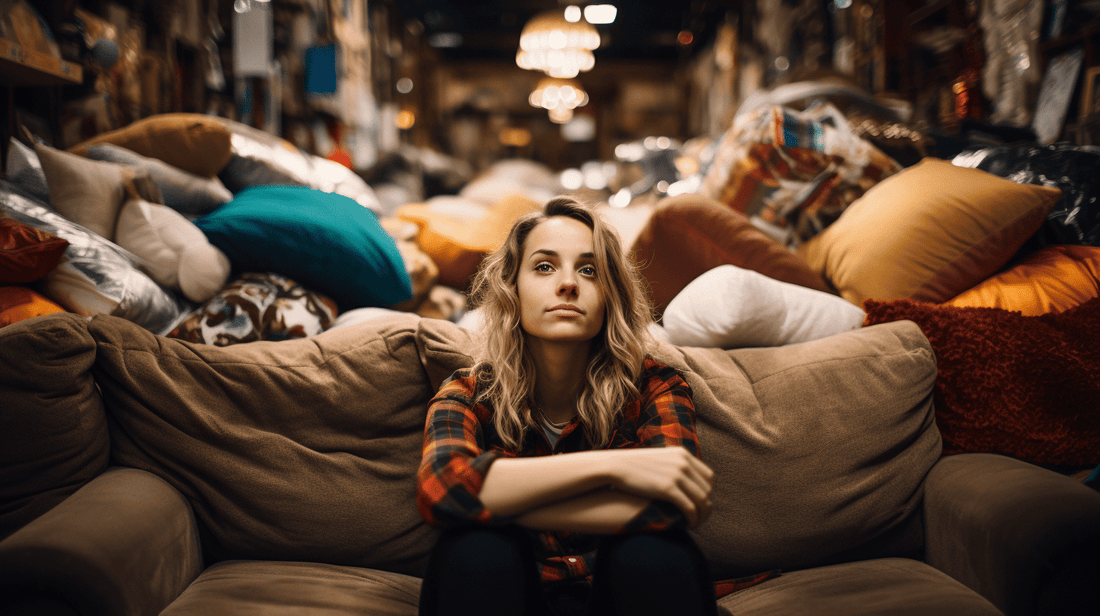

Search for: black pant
xmin=418 ymin=525 xmax=718 ymax=616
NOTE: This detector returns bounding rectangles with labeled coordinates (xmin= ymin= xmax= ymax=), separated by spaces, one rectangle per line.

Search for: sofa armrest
xmin=0 ymin=467 xmax=203 ymax=616
xmin=923 ymin=453 xmax=1100 ymax=616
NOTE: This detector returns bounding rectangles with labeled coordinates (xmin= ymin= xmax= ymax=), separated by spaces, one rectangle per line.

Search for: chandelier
xmin=515 ymin=10 xmax=599 ymax=79
xmin=530 ymin=77 xmax=588 ymax=123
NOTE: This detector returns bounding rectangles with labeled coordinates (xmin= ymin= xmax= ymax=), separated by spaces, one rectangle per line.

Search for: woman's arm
xmin=479 ymin=446 xmax=713 ymax=528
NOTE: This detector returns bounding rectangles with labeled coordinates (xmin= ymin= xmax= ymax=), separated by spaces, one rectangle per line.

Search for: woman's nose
xmin=557 ymin=273 xmax=578 ymax=296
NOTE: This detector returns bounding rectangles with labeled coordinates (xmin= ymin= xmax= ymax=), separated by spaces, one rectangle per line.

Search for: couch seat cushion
xmin=718 ymin=558 xmax=1002 ymax=616
xmin=159 ymin=561 xmax=420 ymax=616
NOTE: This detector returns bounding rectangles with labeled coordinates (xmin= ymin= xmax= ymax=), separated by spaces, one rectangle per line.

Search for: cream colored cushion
xmin=34 ymin=142 xmax=132 ymax=241
xmin=114 ymin=198 xmax=230 ymax=303
xmin=663 ymin=264 xmax=866 ymax=348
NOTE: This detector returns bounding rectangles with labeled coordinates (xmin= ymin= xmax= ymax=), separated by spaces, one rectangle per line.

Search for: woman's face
xmin=516 ymin=216 xmax=607 ymax=345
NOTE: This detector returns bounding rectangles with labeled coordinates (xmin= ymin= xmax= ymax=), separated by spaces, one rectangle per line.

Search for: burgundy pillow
xmin=0 ymin=214 xmax=69 ymax=284
xmin=863 ymin=297 xmax=1100 ymax=466
xmin=630 ymin=194 xmax=833 ymax=317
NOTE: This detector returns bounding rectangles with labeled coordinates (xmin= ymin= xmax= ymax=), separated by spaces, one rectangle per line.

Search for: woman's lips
xmin=548 ymin=304 xmax=584 ymax=314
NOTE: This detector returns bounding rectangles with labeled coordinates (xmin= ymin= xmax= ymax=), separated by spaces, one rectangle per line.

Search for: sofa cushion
xmin=629 ymin=194 xmax=834 ymax=317
xmin=797 ymin=158 xmax=1061 ymax=305
xmin=718 ymin=558 xmax=1001 ymax=616
xmin=88 ymin=312 xmax=439 ymax=576
xmin=68 ymin=113 xmax=234 ymax=179
xmin=0 ymin=313 xmax=109 ymax=541
xmin=415 ymin=317 xmax=940 ymax=578
xmin=159 ymin=561 xmax=420 ymax=616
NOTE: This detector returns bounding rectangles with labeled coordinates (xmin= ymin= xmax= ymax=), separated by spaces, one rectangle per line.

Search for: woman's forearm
xmin=515 ymin=489 xmax=650 ymax=533
xmin=478 ymin=450 xmax=616 ymax=517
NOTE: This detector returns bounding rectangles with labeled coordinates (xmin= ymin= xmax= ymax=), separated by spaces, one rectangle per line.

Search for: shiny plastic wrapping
xmin=953 ymin=143 xmax=1100 ymax=250
xmin=1 ymin=180 xmax=190 ymax=334
xmin=211 ymin=118 xmax=383 ymax=214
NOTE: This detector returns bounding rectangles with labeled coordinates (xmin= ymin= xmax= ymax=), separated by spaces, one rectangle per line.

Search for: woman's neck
xmin=527 ymin=337 xmax=590 ymax=424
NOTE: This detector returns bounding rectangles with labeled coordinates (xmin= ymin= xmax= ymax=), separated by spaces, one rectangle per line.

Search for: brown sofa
xmin=1 ymin=312 xmax=1098 ymax=616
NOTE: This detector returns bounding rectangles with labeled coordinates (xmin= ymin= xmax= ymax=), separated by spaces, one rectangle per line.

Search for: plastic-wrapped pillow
xmin=0 ymin=180 xmax=188 ymax=334
xmin=84 ymin=143 xmax=233 ymax=217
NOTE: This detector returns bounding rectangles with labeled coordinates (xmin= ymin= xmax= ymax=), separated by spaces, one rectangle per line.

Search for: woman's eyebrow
xmin=530 ymin=249 xmax=596 ymax=260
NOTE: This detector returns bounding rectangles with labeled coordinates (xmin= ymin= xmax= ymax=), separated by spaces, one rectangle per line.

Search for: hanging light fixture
xmin=529 ymin=77 xmax=589 ymax=112
xmin=516 ymin=10 xmax=599 ymax=79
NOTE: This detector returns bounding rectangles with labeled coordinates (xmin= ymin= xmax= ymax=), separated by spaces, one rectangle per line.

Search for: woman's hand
xmin=606 ymin=447 xmax=714 ymax=528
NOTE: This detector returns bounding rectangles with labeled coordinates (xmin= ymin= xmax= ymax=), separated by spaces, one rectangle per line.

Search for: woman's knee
xmin=599 ymin=530 xmax=707 ymax=581
xmin=432 ymin=527 xmax=530 ymax=578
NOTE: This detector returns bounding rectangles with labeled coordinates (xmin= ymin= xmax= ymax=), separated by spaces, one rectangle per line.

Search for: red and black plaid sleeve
xmin=416 ymin=368 xmax=504 ymax=527
xmin=619 ymin=359 xmax=700 ymax=533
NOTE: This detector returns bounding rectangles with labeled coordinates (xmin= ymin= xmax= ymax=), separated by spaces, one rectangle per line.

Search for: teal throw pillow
xmin=194 ymin=185 xmax=411 ymax=309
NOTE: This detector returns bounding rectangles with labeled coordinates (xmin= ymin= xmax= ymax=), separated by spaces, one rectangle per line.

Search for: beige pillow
xmin=414 ymin=317 xmax=940 ymax=578
xmin=34 ymin=142 xmax=132 ymax=241
xmin=89 ymin=312 xmax=439 ymax=576
xmin=114 ymin=198 xmax=230 ymax=303
xmin=797 ymin=158 xmax=1061 ymax=305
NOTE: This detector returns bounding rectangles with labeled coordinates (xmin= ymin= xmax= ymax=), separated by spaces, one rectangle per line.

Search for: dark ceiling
xmin=391 ymin=0 xmax=743 ymax=64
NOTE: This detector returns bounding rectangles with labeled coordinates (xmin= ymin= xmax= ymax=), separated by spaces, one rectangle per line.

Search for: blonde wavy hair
xmin=467 ymin=196 xmax=653 ymax=451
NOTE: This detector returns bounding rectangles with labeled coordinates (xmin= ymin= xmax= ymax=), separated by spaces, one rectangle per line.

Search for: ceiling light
xmin=516 ymin=10 xmax=599 ymax=78
xmin=583 ymin=4 xmax=617 ymax=25
xmin=529 ymin=77 xmax=589 ymax=112
xmin=564 ymin=5 xmax=582 ymax=23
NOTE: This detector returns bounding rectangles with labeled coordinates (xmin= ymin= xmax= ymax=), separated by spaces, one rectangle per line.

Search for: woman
xmin=417 ymin=197 xmax=717 ymax=616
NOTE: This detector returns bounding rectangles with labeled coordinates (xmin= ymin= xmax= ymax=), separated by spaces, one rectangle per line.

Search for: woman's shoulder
xmin=436 ymin=366 xmax=481 ymax=398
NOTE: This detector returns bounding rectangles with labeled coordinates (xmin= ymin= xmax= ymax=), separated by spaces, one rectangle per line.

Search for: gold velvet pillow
xmin=68 ymin=113 xmax=233 ymax=178
xmin=797 ymin=158 xmax=1061 ymax=305
xmin=944 ymin=245 xmax=1100 ymax=315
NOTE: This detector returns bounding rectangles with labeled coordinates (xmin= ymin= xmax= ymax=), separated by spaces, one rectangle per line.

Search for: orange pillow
xmin=68 ymin=113 xmax=233 ymax=178
xmin=630 ymin=194 xmax=833 ymax=316
xmin=797 ymin=158 xmax=1061 ymax=306
xmin=397 ymin=194 xmax=541 ymax=290
xmin=0 ymin=215 xmax=69 ymax=284
xmin=0 ymin=286 xmax=67 ymax=327
xmin=945 ymin=245 xmax=1100 ymax=315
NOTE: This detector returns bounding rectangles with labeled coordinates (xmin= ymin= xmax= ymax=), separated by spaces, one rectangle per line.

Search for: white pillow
xmin=662 ymin=265 xmax=866 ymax=348
xmin=114 ymin=198 xmax=231 ymax=303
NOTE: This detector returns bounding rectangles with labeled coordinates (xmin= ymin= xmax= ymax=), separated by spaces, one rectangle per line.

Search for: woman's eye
xmin=580 ymin=265 xmax=596 ymax=277
xmin=535 ymin=262 xmax=554 ymax=273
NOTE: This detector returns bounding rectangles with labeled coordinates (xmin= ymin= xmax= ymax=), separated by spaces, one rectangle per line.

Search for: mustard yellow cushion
xmin=944 ymin=245 xmax=1100 ymax=315
xmin=68 ymin=113 xmax=233 ymax=178
xmin=797 ymin=158 xmax=1061 ymax=305
xmin=397 ymin=194 xmax=541 ymax=290
xmin=0 ymin=286 xmax=66 ymax=328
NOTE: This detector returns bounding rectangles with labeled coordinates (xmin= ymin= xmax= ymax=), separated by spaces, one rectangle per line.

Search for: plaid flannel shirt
xmin=417 ymin=358 xmax=778 ymax=598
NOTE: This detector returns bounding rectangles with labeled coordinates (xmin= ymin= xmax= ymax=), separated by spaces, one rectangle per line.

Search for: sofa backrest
xmin=3 ymin=312 xmax=939 ymax=580
xmin=87 ymin=312 xmax=441 ymax=576
xmin=417 ymin=317 xmax=941 ymax=579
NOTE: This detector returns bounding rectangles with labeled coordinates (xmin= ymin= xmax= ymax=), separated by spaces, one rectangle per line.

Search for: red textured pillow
xmin=863 ymin=297 xmax=1100 ymax=466
xmin=0 ymin=215 xmax=69 ymax=284
xmin=630 ymin=194 xmax=833 ymax=317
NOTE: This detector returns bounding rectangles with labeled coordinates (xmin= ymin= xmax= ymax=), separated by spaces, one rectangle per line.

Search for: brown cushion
xmin=630 ymin=194 xmax=833 ymax=317
xmin=68 ymin=114 xmax=233 ymax=179
xmin=797 ymin=158 xmax=1061 ymax=305
xmin=159 ymin=561 xmax=420 ymax=616
xmin=88 ymin=312 xmax=439 ymax=576
xmin=0 ymin=313 xmax=109 ymax=541
xmin=415 ymin=317 xmax=940 ymax=578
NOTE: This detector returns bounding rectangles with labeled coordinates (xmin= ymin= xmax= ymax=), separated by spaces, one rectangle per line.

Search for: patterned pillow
xmin=168 ymin=272 xmax=338 ymax=346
